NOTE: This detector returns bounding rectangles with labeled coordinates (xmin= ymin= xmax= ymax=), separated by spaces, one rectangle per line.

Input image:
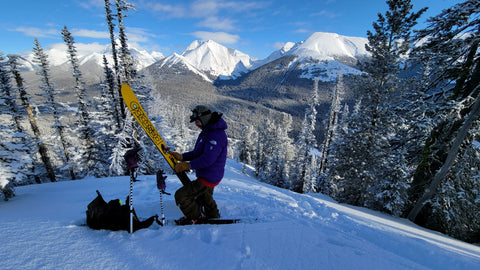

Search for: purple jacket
xmin=182 ymin=117 xmax=228 ymax=186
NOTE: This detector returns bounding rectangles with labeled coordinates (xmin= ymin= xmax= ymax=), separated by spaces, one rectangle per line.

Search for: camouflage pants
xmin=174 ymin=179 xmax=220 ymax=219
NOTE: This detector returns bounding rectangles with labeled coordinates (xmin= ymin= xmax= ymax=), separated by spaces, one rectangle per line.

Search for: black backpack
xmin=86 ymin=190 xmax=156 ymax=232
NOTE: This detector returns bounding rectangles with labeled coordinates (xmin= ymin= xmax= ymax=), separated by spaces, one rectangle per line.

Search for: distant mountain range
xmin=18 ymin=32 xmax=368 ymax=82
xmin=16 ymin=32 xmax=370 ymax=141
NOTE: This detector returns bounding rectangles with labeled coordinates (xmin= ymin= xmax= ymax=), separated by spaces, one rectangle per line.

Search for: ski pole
xmin=129 ymin=168 xmax=135 ymax=233
xmin=124 ymin=148 xmax=141 ymax=233
xmin=156 ymin=170 xmax=170 ymax=226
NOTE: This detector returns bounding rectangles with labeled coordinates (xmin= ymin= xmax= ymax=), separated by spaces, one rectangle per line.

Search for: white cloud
xmin=197 ymin=17 xmax=236 ymax=31
xmin=145 ymin=0 xmax=266 ymax=20
xmin=71 ymin=29 xmax=109 ymax=39
xmin=15 ymin=27 xmax=57 ymax=38
xmin=191 ymin=0 xmax=219 ymax=17
xmin=294 ymin=28 xmax=310 ymax=34
xmin=311 ymin=10 xmax=339 ymax=19
xmin=147 ymin=2 xmax=188 ymax=18
xmin=123 ymin=27 xmax=158 ymax=43
xmin=191 ymin=31 xmax=240 ymax=44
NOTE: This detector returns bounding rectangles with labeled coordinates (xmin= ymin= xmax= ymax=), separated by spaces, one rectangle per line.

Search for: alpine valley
xmin=15 ymin=32 xmax=369 ymax=140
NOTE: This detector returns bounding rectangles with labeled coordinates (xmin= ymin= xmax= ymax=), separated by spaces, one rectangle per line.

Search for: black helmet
xmin=190 ymin=105 xmax=212 ymax=126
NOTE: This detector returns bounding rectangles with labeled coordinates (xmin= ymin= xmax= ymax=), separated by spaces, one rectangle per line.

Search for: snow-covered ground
xmin=1 ymin=160 xmax=479 ymax=270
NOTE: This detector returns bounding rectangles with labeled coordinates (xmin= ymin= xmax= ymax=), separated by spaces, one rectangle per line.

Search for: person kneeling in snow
xmin=170 ymin=105 xmax=228 ymax=225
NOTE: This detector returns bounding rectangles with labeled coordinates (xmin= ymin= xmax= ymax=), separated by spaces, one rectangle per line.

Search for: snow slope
xmin=1 ymin=160 xmax=479 ymax=270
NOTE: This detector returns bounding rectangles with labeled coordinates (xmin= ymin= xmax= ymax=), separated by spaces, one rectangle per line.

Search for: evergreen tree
xmin=328 ymin=0 xmax=426 ymax=211
xmin=115 ymin=0 xmax=136 ymax=83
xmin=318 ymin=102 xmax=350 ymax=195
xmin=102 ymin=55 xmax=123 ymax=131
xmin=270 ymin=113 xmax=294 ymax=189
xmin=62 ymin=26 xmax=95 ymax=177
xmin=89 ymin=56 xmax=119 ymax=177
xmin=239 ymin=123 xmax=257 ymax=173
xmin=104 ymin=0 xmax=125 ymax=121
xmin=239 ymin=123 xmax=257 ymax=165
xmin=0 ymin=52 xmax=35 ymax=200
xmin=8 ymin=54 xmax=56 ymax=183
xmin=109 ymin=113 xmax=136 ymax=176
xmin=406 ymin=1 xmax=480 ymax=237
xmin=255 ymin=118 xmax=277 ymax=184
xmin=33 ymin=38 xmax=76 ymax=180
xmin=363 ymin=0 xmax=426 ymax=79
xmin=292 ymin=79 xmax=319 ymax=193
xmin=428 ymin=121 xmax=480 ymax=242
xmin=319 ymin=72 xmax=344 ymax=175
xmin=105 ymin=0 xmax=154 ymax=176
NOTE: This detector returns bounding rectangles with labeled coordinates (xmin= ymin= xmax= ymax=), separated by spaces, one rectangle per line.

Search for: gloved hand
xmin=170 ymin=152 xmax=183 ymax=161
xmin=175 ymin=162 xmax=190 ymax=173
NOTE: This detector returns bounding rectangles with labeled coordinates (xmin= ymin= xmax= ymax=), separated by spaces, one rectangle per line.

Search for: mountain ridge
xmin=16 ymin=32 xmax=369 ymax=82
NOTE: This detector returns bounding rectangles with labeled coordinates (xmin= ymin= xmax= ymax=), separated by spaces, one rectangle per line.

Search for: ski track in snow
xmin=1 ymin=160 xmax=479 ymax=270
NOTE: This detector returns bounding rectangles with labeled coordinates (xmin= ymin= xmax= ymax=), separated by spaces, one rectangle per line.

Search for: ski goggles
xmin=190 ymin=109 xmax=211 ymax=122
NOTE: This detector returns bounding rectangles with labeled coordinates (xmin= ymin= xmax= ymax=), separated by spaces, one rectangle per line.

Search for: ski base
xmin=172 ymin=218 xmax=256 ymax=226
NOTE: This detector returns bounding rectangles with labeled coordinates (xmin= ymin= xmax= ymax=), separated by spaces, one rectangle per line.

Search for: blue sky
xmin=0 ymin=0 xmax=463 ymax=59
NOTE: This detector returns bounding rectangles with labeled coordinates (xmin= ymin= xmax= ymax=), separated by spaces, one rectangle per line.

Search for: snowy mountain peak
xmin=19 ymin=42 xmax=163 ymax=71
xmin=280 ymin=42 xmax=296 ymax=54
xmin=255 ymin=32 xmax=370 ymax=82
xmin=266 ymin=32 xmax=369 ymax=63
xmin=292 ymin=32 xmax=369 ymax=60
xmin=179 ymin=39 xmax=256 ymax=78
xmin=159 ymin=52 xmax=213 ymax=82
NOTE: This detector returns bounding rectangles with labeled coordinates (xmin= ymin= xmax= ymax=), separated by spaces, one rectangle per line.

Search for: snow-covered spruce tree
xmin=62 ymin=26 xmax=95 ymax=177
xmin=106 ymin=0 xmax=158 ymax=175
xmin=238 ymin=123 xmax=257 ymax=170
xmin=291 ymin=79 xmax=319 ymax=193
xmin=104 ymin=0 xmax=125 ymax=121
xmin=406 ymin=0 xmax=480 ymax=242
xmin=251 ymin=112 xmax=294 ymax=188
xmin=255 ymin=118 xmax=277 ymax=184
xmin=8 ymin=54 xmax=56 ymax=183
xmin=319 ymin=101 xmax=350 ymax=196
xmin=109 ymin=112 xmax=136 ymax=176
xmin=88 ymin=56 xmax=119 ymax=177
xmin=328 ymin=0 xmax=426 ymax=212
xmin=33 ymin=38 xmax=76 ymax=180
xmin=319 ymin=72 xmax=344 ymax=176
xmin=101 ymin=55 xmax=122 ymax=130
xmin=327 ymin=100 xmax=363 ymax=201
xmin=270 ymin=113 xmax=294 ymax=189
xmin=428 ymin=120 xmax=480 ymax=243
xmin=115 ymin=0 xmax=136 ymax=83
xmin=0 ymin=52 xmax=35 ymax=200
xmin=318 ymin=73 xmax=349 ymax=195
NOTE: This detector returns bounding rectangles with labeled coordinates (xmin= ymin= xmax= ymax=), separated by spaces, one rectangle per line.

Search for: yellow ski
xmin=121 ymin=84 xmax=190 ymax=185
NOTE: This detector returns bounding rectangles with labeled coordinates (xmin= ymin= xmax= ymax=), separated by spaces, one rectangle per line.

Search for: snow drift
xmin=1 ymin=160 xmax=479 ymax=270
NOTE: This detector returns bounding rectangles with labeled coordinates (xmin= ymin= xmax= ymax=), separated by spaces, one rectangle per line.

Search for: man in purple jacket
xmin=170 ymin=105 xmax=228 ymax=225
